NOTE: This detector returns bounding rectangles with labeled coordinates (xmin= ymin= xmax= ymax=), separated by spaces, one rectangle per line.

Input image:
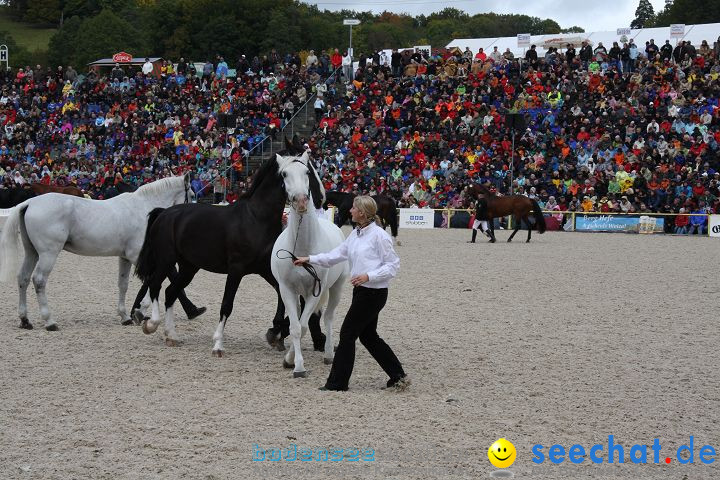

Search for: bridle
xmin=275 ymin=156 xmax=321 ymax=297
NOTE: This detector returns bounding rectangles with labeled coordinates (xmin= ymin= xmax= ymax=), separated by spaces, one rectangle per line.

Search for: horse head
xmin=277 ymin=137 xmax=324 ymax=214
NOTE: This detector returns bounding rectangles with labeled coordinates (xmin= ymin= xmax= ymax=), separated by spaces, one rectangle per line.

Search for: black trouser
xmin=325 ymin=286 xmax=405 ymax=390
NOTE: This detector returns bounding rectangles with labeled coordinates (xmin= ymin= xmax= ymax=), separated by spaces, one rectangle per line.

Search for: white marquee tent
xmin=446 ymin=22 xmax=720 ymax=57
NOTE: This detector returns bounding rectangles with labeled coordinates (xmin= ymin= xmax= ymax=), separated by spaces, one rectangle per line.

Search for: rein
xmin=275 ymin=212 xmax=322 ymax=297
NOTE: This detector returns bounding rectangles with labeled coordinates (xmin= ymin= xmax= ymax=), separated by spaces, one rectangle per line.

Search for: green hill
xmin=0 ymin=14 xmax=56 ymax=52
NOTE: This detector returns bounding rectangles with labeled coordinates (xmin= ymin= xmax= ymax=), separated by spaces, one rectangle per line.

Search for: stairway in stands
xmin=245 ymin=94 xmax=317 ymax=174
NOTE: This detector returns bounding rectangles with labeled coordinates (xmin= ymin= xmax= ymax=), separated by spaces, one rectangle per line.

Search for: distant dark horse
xmin=116 ymin=181 xmax=138 ymax=193
xmin=28 ymin=183 xmax=85 ymax=197
xmin=134 ymin=138 xmax=320 ymax=356
xmin=0 ymin=187 xmax=35 ymax=208
xmin=324 ymin=191 xmax=400 ymax=244
xmin=468 ymin=184 xmax=546 ymax=243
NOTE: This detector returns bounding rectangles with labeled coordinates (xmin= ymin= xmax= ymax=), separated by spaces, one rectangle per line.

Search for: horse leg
xmin=304 ymin=295 xmax=326 ymax=352
xmin=525 ymin=215 xmax=533 ymax=243
xmin=322 ymin=280 xmax=344 ymax=365
xmin=142 ymin=268 xmax=169 ymax=335
xmin=32 ymin=251 xmax=60 ymax=331
xmin=117 ymin=257 xmax=133 ymax=325
xmin=131 ymin=283 xmax=150 ymax=324
xmin=488 ymin=217 xmax=496 ymax=243
xmin=17 ymin=233 xmax=38 ymax=330
xmin=292 ymin=292 xmax=322 ymax=378
xmin=507 ymin=218 xmax=521 ymax=242
xmin=258 ymin=270 xmax=287 ymax=351
xmin=279 ymin=285 xmax=305 ymax=375
xmin=212 ymin=274 xmax=242 ymax=357
xmin=162 ymin=262 xmax=199 ymax=346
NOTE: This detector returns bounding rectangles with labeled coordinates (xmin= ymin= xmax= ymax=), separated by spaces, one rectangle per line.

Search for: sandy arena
xmin=1 ymin=228 xmax=719 ymax=479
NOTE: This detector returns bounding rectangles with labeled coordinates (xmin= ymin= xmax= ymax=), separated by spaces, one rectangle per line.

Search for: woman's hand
xmin=350 ymin=273 xmax=369 ymax=286
xmin=293 ymin=256 xmax=310 ymax=266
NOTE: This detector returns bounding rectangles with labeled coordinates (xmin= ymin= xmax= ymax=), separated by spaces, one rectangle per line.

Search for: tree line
xmin=2 ymin=1 xmax=583 ymax=68
xmin=2 ymin=0 xmax=717 ymax=70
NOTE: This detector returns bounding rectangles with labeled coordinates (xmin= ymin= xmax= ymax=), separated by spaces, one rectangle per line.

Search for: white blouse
xmin=309 ymin=223 xmax=400 ymax=289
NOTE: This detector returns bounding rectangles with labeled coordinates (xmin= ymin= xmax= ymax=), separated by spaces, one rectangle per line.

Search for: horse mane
xmin=308 ymin=160 xmax=325 ymax=209
xmin=135 ymin=176 xmax=185 ymax=198
xmin=240 ymin=153 xmax=281 ymax=199
xmin=472 ymin=183 xmax=494 ymax=197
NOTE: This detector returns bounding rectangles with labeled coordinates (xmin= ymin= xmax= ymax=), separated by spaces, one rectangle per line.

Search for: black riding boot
xmin=469 ymin=229 xmax=478 ymax=243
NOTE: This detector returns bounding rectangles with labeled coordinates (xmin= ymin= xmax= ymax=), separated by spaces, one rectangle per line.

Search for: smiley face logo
xmin=488 ymin=438 xmax=516 ymax=468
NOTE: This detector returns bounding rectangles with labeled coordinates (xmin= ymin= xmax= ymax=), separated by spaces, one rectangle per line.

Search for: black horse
xmin=134 ymin=138 xmax=324 ymax=356
xmin=0 ymin=187 xmax=35 ymax=208
xmin=324 ymin=191 xmax=400 ymax=243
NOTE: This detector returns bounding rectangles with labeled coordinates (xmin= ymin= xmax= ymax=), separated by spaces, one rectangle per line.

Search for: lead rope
xmin=275 ymin=213 xmax=322 ymax=297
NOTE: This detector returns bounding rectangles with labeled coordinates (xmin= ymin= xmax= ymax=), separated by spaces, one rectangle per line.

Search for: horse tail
xmin=531 ymin=199 xmax=546 ymax=234
xmin=134 ymin=208 xmax=164 ymax=282
xmin=0 ymin=201 xmax=30 ymax=282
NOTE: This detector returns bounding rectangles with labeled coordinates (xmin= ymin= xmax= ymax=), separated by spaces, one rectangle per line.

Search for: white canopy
xmin=447 ymin=22 xmax=720 ymax=56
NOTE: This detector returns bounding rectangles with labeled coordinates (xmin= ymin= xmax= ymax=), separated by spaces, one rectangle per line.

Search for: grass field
xmin=0 ymin=12 xmax=56 ymax=52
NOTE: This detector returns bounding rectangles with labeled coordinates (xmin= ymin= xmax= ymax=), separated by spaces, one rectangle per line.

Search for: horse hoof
xmin=132 ymin=309 xmax=146 ymax=325
xmin=165 ymin=338 xmax=180 ymax=347
xmin=45 ymin=324 xmax=59 ymax=331
xmin=323 ymin=358 xmax=333 ymax=365
xmin=212 ymin=349 xmax=224 ymax=358
xmin=142 ymin=320 xmax=158 ymax=335
xmin=293 ymin=371 xmax=308 ymax=378
xmin=187 ymin=306 xmax=207 ymax=320
xmin=121 ymin=318 xmax=134 ymax=326
xmin=19 ymin=318 xmax=33 ymax=330
xmin=283 ymin=359 xmax=294 ymax=369
xmin=265 ymin=328 xmax=279 ymax=347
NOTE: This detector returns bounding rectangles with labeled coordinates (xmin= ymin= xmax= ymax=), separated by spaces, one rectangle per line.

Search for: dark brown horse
xmin=28 ymin=183 xmax=85 ymax=197
xmin=324 ymin=191 xmax=400 ymax=244
xmin=468 ymin=184 xmax=546 ymax=243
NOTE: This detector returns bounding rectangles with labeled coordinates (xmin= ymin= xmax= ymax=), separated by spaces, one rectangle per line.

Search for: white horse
xmin=0 ymin=174 xmax=195 ymax=330
xmin=271 ymin=156 xmax=349 ymax=378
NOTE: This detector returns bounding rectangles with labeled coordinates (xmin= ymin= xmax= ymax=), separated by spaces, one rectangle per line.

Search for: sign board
xmin=0 ymin=44 xmax=7 ymax=69
xmin=112 ymin=51 xmax=132 ymax=63
xmin=399 ymin=208 xmax=434 ymax=229
xmin=616 ymin=28 xmax=632 ymax=36
xmin=670 ymin=24 xmax=685 ymax=38
xmin=575 ymin=215 xmax=664 ymax=233
xmin=709 ymin=214 xmax=720 ymax=237
xmin=343 ymin=19 xmax=360 ymax=25
xmin=517 ymin=33 xmax=531 ymax=48
xmin=413 ymin=45 xmax=431 ymax=57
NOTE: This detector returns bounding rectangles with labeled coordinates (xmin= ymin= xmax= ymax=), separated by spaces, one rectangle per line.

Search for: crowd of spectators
xmin=0 ymin=52 xmax=320 ymax=202
xmin=304 ymin=36 xmax=720 ymax=234
xmin=3 ymin=35 xmax=720 ymax=234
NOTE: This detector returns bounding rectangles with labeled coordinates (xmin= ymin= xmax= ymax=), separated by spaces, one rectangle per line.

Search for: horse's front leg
xmin=295 ymin=291 xmax=323 ymax=374
xmin=323 ymin=280 xmax=345 ymax=365
xmin=117 ymin=257 xmax=133 ymax=325
xmin=212 ymin=274 xmax=241 ymax=357
xmin=280 ymin=285 xmax=311 ymax=378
